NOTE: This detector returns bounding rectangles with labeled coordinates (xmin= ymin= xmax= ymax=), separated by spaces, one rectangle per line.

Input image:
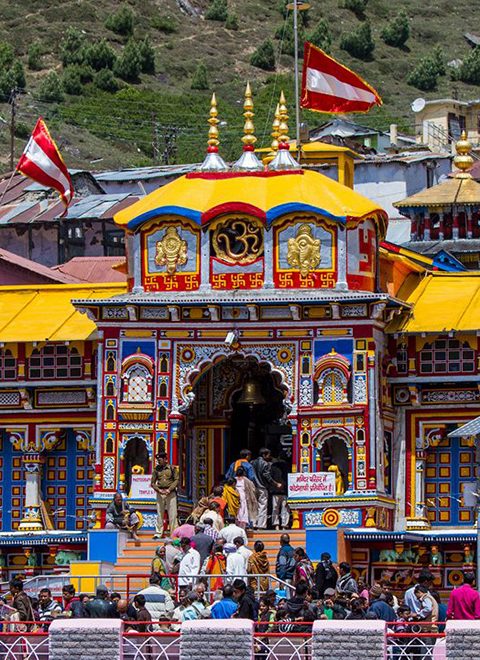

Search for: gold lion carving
xmin=287 ymin=224 xmax=321 ymax=276
xmin=155 ymin=226 xmax=188 ymax=275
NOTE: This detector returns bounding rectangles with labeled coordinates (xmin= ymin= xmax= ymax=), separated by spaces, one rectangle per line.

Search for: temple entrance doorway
xmin=185 ymin=355 xmax=292 ymax=499
xmin=123 ymin=436 xmax=150 ymax=495
xmin=317 ymin=435 xmax=349 ymax=492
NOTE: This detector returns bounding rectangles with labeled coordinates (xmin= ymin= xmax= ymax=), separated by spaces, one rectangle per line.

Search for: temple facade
xmin=0 ymin=93 xmax=479 ymax=590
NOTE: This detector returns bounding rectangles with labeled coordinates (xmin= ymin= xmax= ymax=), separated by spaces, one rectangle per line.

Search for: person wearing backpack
xmin=276 ymin=534 xmax=296 ymax=585
xmin=314 ymin=552 xmax=338 ymax=598
xmin=151 ymin=451 xmax=179 ymax=539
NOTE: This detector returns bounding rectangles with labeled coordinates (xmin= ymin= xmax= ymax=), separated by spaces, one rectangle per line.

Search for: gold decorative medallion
xmin=212 ymin=218 xmax=263 ymax=265
xmin=155 ymin=226 xmax=188 ymax=275
xmin=287 ymin=224 xmax=321 ymax=276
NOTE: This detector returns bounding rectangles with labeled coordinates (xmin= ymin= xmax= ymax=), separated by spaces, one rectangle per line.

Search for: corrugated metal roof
xmin=65 ymin=194 xmax=132 ymax=219
xmin=52 ymin=257 xmax=127 ymax=283
xmin=395 ymin=176 xmax=480 ymax=208
xmin=94 ymin=164 xmax=196 ymax=182
xmin=448 ymin=416 xmax=480 ymax=438
xmin=0 ymin=248 xmax=77 ymax=284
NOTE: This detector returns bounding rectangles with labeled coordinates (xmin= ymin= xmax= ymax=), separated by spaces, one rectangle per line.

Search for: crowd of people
xmin=4 ymin=536 xmax=480 ymax=639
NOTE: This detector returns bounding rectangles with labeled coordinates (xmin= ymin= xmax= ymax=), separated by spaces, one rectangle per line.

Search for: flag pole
xmin=293 ymin=0 xmax=301 ymax=150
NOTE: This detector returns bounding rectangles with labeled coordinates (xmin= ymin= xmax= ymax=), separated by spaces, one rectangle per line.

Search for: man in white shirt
xmin=234 ymin=536 xmax=253 ymax=562
xmin=224 ymin=543 xmax=247 ymax=580
xmin=219 ymin=518 xmax=248 ymax=545
xmin=178 ymin=537 xmax=201 ymax=588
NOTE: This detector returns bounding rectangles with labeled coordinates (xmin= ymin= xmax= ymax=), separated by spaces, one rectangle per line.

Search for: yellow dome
xmin=115 ymin=169 xmax=387 ymax=237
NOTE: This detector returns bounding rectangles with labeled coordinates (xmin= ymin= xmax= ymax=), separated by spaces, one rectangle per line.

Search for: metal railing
xmin=386 ymin=622 xmax=446 ymax=660
xmin=0 ymin=631 xmax=49 ymax=660
xmin=123 ymin=632 xmax=181 ymax=660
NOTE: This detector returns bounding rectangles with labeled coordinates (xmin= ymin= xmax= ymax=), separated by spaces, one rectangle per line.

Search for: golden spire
xmin=198 ymin=92 xmax=228 ymax=172
xmin=269 ymin=90 xmax=300 ymax=171
xmin=271 ymin=103 xmax=281 ymax=153
xmin=454 ymin=130 xmax=474 ymax=179
xmin=207 ymin=92 xmax=220 ymax=151
xmin=233 ymin=81 xmax=263 ymax=171
xmin=241 ymin=82 xmax=257 ymax=150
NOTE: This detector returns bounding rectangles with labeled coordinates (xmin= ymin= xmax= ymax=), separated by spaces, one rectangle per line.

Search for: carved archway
xmin=313 ymin=427 xmax=353 ymax=492
xmin=173 ymin=342 xmax=296 ymax=413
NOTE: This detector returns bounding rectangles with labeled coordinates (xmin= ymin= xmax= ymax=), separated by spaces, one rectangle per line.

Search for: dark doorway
xmin=318 ymin=435 xmax=349 ymax=491
xmin=124 ymin=437 xmax=150 ymax=494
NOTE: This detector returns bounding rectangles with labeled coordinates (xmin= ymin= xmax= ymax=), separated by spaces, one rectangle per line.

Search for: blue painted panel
xmin=306 ymin=529 xmax=338 ymax=562
xmin=88 ymin=530 xmax=119 ymax=563
xmin=121 ymin=340 xmax=156 ymax=360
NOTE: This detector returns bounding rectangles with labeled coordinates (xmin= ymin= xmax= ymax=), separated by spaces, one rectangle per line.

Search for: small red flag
xmin=17 ymin=118 xmax=74 ymax=208
xmin=301 ymin=42 xmax=382 ymax=114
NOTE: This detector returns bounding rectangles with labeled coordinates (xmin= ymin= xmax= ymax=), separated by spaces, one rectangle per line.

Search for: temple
xmin=0 ymin=89 xmax=479 ymax=593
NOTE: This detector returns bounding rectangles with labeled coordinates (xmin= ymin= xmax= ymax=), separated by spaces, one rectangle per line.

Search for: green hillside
xmin=0 ymin=0 xmax=479 ymax=169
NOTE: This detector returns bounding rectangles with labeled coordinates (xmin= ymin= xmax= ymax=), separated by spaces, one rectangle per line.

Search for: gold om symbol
xmin=212 ymin=218 xmax=263 ymax=265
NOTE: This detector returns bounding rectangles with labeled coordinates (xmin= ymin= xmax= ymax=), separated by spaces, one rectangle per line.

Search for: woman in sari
xmin=293 ymin=547 xmax=314 ymax=589
xmin=204 ymin=543 xmax=227 ymax=592
xmin=247 ymin=540 xmax=270 ymax=593
xmin=235 ymin=467 xmax=258 ymax=529
xmin=151 ymin=545 xmax=174 ymax=591
xmin=222 ymin=478 xmax=240 ymax=519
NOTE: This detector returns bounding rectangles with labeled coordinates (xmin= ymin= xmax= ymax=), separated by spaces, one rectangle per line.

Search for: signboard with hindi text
xmin=288 ymin=471 xmax=336 ymax=499
xmin=130 ymin=474 xmax=156 ymax=499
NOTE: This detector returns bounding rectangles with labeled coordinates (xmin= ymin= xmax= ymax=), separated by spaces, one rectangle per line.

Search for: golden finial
xmin=241 ymin=82 xmax=257 ymax=150
xmin=271 ymin=103 xmax=281 ymax=153
xmin=207 ymin=92 xmax=220 ymax=151
xmin=233 ymin=81 xmax=263 ymax=171
xmin=454 ymin=130 xmax=473 ymax=179
xmin=268 ymin=90 xmax=300 ymax=170
xmin=198 ymin=91 xmax=228 ymax=172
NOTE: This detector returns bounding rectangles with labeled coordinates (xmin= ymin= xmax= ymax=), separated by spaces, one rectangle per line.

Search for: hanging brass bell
xmin=237 ymin=377 xmax=265 ymax=406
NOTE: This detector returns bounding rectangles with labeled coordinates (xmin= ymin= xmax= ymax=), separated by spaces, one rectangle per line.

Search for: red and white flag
xmin=16 ymin=118 xmax=74 ymax=208
xmin=301 ymin=42 xmax=382 ymax=114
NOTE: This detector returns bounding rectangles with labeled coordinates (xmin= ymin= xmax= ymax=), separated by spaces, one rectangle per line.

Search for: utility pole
xmin=152 ymin=113 xmax=160 ymax=165
xmin=9 ymin=87 xmax=18 ymax=172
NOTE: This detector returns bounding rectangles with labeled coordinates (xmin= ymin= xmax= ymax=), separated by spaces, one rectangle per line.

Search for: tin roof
xmin=52 ymin=257 xmax=127 ymax=283
xmin=0 ymin=248 xmax=77 ymax=284
xmin=395 ymin=176 xmax=480 ymax=208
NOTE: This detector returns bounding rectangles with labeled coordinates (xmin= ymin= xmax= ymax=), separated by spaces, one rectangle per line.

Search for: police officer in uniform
xmin=151 ymin=451 xmax=179 ymax=539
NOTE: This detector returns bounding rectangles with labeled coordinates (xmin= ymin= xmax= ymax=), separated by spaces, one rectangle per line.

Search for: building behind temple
xmin=0 ymin=91 xmax=479 ymax=593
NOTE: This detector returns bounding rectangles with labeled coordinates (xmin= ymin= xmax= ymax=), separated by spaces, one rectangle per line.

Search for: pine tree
xmin=308 ymin=19 xmax=332 ymax=53
xmin=114 ymin=39 xmax=142 ymax=82
xmin=407 ymin=55 xmax=439 ymax=91
xmin=0 ymin=42 xmax=14 ymax=69
xmin=137 ymin=37 xmax=155 ymax=74
xmin=381 ymin=11 xmax=409 ymax=48
xmin=95 ymin=68 xmax=120 ymax=92
xmin=105 ymin=6 xmax=135 ymax=36
xmin=28 ymin=43 xmax=44 ymax=71
xmin=459 ymin=47 xmax=480 ymax=85
xmin=225 ymin=13 xmax=239 ymax=30
xmin=60 ymin=27 xmax=86 ymax=67
xmin=250 ymin=39 xmax=276 ymax=71
xmin=275 ymin=16 xmax=304 ymax=58
xmin=62 ymin=66 xmax=83 ymax=95
xmin=344 ymin=0 xmax=368 ymax=19
xmin=340 ymin=22 xmax=375 ymax=60
xmin=84 ymin=39 xmax=117 ymax=71
xmin=205 ymin=0 xmax=228 ymax=22
xmin=38 ymin=72 xmax=64 ymax=102
xmin=191 ymin=63 xmax=209 ymax=90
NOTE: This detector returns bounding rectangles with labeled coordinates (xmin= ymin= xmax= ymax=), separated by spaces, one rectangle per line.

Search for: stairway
xmin=114 ymin=528 xmax=306 ymax=594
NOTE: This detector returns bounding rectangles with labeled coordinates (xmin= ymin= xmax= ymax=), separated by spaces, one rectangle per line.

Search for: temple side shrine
xmin=0 ymin=88 xmax=480 ymax=592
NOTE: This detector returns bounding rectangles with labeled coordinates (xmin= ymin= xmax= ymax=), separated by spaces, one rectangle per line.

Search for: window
xmin=321 ymin=370 xmax=346 ymax=404
xmin=396 ymin=343 xmax=408 ymax=374
xmin=419 ymin=339 xmax=475 ymax=375
xmin=122 ymin=364 xmax=152 ymax=403
xmin=0 ymin=349 xmax=17 ymax=380
xmin=104 ymin=229 xmax=125 ymax=257
xmin=28 ymin=345 xmax=82 ymax=379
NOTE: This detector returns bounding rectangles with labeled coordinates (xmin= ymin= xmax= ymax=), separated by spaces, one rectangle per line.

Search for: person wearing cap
xmin=314 ymin=552 xmax=338 ymax=598
xmin=151 ymin=451 xmax=179 ymax=539
xmin=367 ymin=583 xmax=396 ymax=622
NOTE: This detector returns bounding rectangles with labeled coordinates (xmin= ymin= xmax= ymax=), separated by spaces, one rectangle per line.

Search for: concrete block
xmin=312 ymin=620 xmax=386 ymax=660
xmin=49 ymin=618 xmax=124 ymax=660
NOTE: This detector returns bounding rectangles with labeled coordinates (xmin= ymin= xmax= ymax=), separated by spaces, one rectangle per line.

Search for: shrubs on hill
xmin=225 ymin=13 xmax=239 ymax=30
xmin=459 ymin=46 xmax=480 ymax=85
xmin=191 ymin=63 xmax=209 ymax=90
xmin=251 ymin=39 xmax=276 ymax=71
xmin=62 ymin=66 xmax=83 ymax=95
xmin=340 ymin=22 xmax=374 ymax=60
xmin=151 ymin=14 xmax=178 ymax=33
xmin=95 ymin=68 xmax=120 ymax=92
xmin=105 ymin=6 xmax=135 ymax=36
xmin=308 ymin=19 xmax=332 ymax=53
xmin=60 ymin=27 xmax=86 ymax=67
xmin=114 ymin=39 xmax=142 ymax=82
xmin=407 ymin=47 xmax=445 ymax=91
xmin=205 ymin=0 xmax=228 ymax=22
xmin=276 ymin=16 xmax=305 ymax=57
xmin=28 ymin=43 xmax=44 ymax=70
xmin=0 ymin=43 xmax=26 ymax=101
xmin=381 ymin=11 xmax=409 ymax=48
xmin=84 ymin=39 xmax=117 ymax=71
xmin=137 ymin=37 xmax=155 ymax=74
xmin=38 ymin=71 xmax=64 ymax=102
xmin=344 ymin=0 xmax=368 ymax=19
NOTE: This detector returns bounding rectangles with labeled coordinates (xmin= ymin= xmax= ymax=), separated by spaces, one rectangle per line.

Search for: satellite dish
xmin=411 ymin=98 xmax=426 ymax=113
